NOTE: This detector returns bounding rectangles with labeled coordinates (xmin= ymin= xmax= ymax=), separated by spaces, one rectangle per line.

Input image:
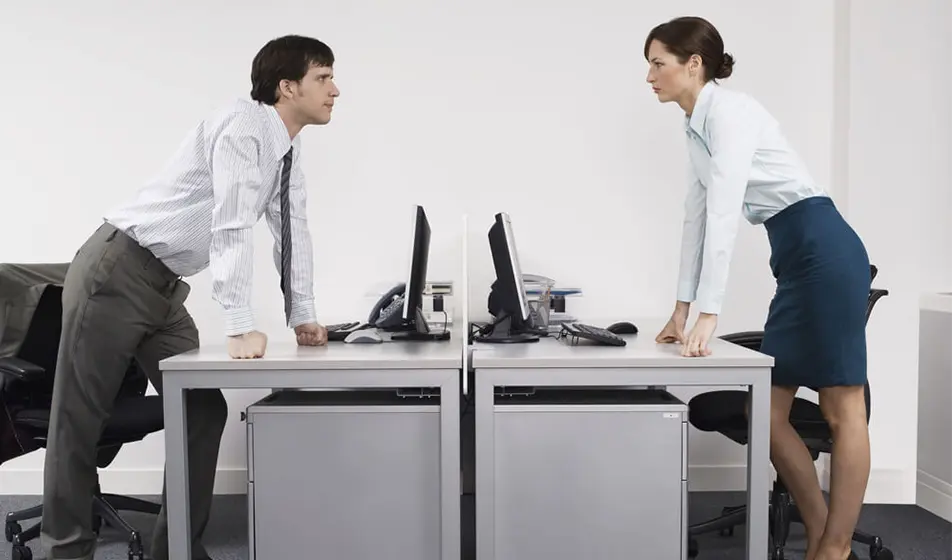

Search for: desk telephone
xmin=368 ymin=283 xmax=408 ymax=329
xmin=324 ymin=284 xmax=405 ymax=342
xmin=325 ymin=283 xmax=449 ymax=342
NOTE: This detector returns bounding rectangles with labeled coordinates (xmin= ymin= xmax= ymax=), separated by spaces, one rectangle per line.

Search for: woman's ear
xmin=689 ymin=54 xmax=703 ymax=77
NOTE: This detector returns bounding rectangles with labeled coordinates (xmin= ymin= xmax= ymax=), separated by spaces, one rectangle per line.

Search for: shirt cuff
xmin=693 ymin=294 xmax=723 ymax=316
xmin=288 ymin=300 xmax=318 ymax=329
xmin=223 ymin=307 xmax=255 ymax=336
xmin=677 ymin=281 xmax=698 ymax=304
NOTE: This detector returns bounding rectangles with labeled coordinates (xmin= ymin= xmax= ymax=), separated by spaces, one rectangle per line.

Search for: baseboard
xmin=0 ymin=465 xmax=798 ymax=496
xmin=0 ymin=465 xmax=916 ymax=503
xmin=821 ymin=465 xmax=914 ymax=504
xmin=688 ymin=465 xmax=753 ymax=492
xmin=0 ymin=467 xmax=249 ymax=497
xmin=3 ymin=465 xmax=791 ymax=496
xmin=685 ymin=463 xmax=912 ymax=505
xmin=688 ymin=464 xmax=825 ymax=493
xmin=917 ymin=470 xmax=952 ymax=522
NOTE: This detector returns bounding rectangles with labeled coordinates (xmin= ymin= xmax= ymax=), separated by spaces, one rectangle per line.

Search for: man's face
xmin=283 ymin=64 xmax=339 ymax=125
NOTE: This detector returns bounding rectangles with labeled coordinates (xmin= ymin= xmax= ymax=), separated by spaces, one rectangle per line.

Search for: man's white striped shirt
xmin=107 ymin=99 xmax=316 ymax=336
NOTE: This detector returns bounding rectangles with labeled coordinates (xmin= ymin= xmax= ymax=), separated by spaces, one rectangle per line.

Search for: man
xmin=40 ymin=35 xmax=338 ymax=560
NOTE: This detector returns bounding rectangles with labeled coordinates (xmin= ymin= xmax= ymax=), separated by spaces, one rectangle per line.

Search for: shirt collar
xmin=262 ymin=102 xmax=293 ymax=160
xmin=685 ymin=80 xmax=717 ymax=136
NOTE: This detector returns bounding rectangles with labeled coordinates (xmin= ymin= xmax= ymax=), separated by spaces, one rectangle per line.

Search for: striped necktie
xmin=279 ymin=147 xmax=293 ymax=325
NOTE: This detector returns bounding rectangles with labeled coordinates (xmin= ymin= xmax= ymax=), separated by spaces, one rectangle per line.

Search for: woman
xmin=644 ymin=16 xmax=870 ymax=560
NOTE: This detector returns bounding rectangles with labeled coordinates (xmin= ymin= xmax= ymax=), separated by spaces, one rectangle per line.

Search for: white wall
xmin=834 ymin=0 xmax=952 ymax=503
xmin=0 ymin=0 xmax=944 ymax=504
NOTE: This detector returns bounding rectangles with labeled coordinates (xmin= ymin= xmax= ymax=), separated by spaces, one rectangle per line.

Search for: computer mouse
xmin=344 ymin=329 xmax=383 ymax=344
xmin=607 ymin=321 xmax=638 ymax=335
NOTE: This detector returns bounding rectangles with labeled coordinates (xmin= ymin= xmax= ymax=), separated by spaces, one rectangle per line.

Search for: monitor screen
xmin=402 ymin=205 xmax=431 ymax=320
xmin=488 ymin=212 xmax=530 ymax=322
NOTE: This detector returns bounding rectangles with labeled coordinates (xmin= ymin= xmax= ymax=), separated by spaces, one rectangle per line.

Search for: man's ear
xmin=276 ymin=79 xmax=294 ymax=100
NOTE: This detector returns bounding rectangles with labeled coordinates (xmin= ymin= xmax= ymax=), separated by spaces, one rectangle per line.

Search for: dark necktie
xmin=279 ymin=147 xmax=293 ymax=325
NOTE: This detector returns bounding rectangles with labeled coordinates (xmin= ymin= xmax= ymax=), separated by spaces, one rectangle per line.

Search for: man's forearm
xmin=210 ymin=229 xmax=257 ymax=336
xmin=287 ymin=214 xmax=317 ymax=327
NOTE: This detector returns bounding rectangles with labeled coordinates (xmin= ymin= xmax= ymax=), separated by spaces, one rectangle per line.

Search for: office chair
xmin=1 ymin=284 xmax=163 ymax=560
xmin=686 ymin=265 xmax=893 ymax=560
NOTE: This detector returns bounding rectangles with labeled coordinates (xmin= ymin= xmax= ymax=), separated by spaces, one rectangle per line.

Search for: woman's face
xmin=645 ymin=39 xmax=696 ymax=104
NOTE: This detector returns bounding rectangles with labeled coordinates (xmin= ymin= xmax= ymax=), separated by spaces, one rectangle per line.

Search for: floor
xmin=2 ymin=492 xmax=949 ymax=559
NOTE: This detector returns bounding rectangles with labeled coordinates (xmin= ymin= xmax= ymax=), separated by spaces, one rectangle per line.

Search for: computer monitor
xmin=384 ymin=205 xmax=450 ymax=341
xmin=474 ymin=212 xmax=542 ymax=343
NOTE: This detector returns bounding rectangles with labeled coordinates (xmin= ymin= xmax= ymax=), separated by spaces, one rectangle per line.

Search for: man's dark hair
xmin=250 ymin=35 xmax=335 ymax=104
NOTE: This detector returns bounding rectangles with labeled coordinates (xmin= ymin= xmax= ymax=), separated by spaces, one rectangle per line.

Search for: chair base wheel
xmin=128 ymin=531 xmax=145 ymax=560
xmin=866 ymin=534 xmax=894 ymax=560
xmin=716 ymin=505 xmax=739 ymax=537
xmin=5 ymin=521 xmax=22 ymax=543
xmin=12 ymin=543 xmax=33 ymax=560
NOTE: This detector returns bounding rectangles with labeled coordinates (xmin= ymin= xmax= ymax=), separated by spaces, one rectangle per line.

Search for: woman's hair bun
xmin=716 ymin=52 xmax=735 ymax=79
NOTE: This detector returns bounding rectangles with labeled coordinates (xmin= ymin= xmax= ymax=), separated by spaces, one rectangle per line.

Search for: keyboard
xmin=325 ymin=321 xmax=367 ymax=342
xmin=559 ymin=322 xmax=627 ymax=347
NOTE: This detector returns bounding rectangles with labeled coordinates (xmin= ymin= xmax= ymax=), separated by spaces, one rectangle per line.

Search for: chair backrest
xmin=860 ymin=265 xmax=888 ymax=418
xmin=9 ymin=285 xmax=148 ymax=410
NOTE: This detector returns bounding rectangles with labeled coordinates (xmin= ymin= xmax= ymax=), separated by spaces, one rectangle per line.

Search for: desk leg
xmin=162 ymin=376 xmax=192 ymax=560
xmin=440 ymin=372 xmax=461 ymax=560
xmin=746 ymin=377 xmax=771 ymax=559
xmin=474 ymin=377 xmax=495 ymax=560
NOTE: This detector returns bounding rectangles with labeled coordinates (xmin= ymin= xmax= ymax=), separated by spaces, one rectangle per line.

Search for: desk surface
xmin=471 ymin=319 xmax=774 ymax=560
xmin=159 ymin=326 xmax=463 ymax=560
xmin=920 ymin=292 xmax=952 ymax=313
xmin=160 ymin=326 xmax=463 ymax=371
xmin=471 ymin=320 xmax=773 ymax=369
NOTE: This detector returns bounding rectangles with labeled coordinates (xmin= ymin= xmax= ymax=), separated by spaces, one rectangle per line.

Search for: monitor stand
xmin=390 ymin=306 xmax=451 ymax=341
xmin=474 ymin=313 xmax=540 ymax=343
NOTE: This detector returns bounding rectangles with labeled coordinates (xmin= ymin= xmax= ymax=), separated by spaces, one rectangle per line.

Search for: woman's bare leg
xmin=813 ymin=385 xmax=870 ymax=560
xmin=766 ymin=386 xmax=830 ymax=559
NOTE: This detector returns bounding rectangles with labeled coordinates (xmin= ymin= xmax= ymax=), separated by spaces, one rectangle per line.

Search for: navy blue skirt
xmin=759 ymin=196 xmax=871 ymax=388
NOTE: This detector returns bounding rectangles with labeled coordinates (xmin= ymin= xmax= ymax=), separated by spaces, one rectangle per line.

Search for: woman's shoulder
xmin=708 ymin=85 xmax=760 ymax=112
xmin=706 ymin=85 xmax=776 ymax=128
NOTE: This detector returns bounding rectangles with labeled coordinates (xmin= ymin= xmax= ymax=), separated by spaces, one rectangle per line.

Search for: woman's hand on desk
xmin=682 ymin=313 xmax=717 ymax=357
xmin=228 ymin=331 xmax=268 ymax=359
xmin=294 ymin=323 xmax=328 ymax=346
xmin=656 ymin=303 xmax=689 ymax=344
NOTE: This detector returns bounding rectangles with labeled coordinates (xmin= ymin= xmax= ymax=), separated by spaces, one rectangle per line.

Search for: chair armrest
xmin=718 ymin=331 xmax=764 ymax=352
xmin=0 ymin=357 xmax=46 ymax=382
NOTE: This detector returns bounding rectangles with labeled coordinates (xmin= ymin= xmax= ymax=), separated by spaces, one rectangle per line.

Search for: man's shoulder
xmin=203 ymin=98 xmax=269 ymax=135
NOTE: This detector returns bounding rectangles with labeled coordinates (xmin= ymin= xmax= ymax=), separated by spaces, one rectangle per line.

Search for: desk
xmin=471 ymin=325 xmax=773 ymax=560
xmin=917 ymin=293 xmax=952 ymax=521
xmin=159 ymin=329 xmax=462 ymax=560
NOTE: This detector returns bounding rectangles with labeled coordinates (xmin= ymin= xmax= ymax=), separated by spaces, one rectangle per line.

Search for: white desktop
xmin=157 ymin=206 xmax=773 ymax=560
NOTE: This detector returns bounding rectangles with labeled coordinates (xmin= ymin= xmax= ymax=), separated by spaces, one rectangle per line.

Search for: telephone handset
xmin=369 ymin=283 xmax=407 ymax=329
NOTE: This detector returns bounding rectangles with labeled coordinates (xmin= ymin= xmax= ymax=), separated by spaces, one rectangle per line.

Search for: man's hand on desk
xmin=294 ymin=323 xmax=328 ymax=346
xmin=228 ymin=331 xmax=268 ymax=359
